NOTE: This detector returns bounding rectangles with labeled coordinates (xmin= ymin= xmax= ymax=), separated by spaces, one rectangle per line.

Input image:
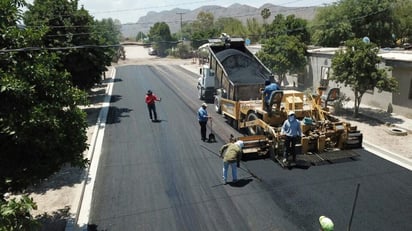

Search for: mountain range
xmin=121 ymin=3 xmax=320 ymax=39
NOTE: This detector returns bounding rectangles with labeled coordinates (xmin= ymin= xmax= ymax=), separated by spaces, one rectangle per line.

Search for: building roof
xmin=307 ymin=47 xmax=412 ymax=62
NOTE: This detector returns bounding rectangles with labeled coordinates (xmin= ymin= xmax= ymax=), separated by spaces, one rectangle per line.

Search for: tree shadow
xmin=101 ymin=78 xmax=122 ymax=84
xmin=87 ymin=88 xmax=106 ymax=105
xmin=26 ymin=164 xmax=84 ymax=194
xmin=35 ymin=206 xmax=70 ymax=231
xmin=85 ymin=79 xmax=122 ymax=106
xmin=109 ymin=94 xmax=122 ymax=103
xmin=87 ymin=224 xmax=108 ymax=231
xmin=83 ymin=107 xmax=103 ymax=126
xmin=106 ymin=106 xmax=133 ymax=124
xmin=336 ymin=107 xmax=404 ymax=126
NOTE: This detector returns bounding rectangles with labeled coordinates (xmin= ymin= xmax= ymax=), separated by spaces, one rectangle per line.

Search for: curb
xmin=65 ymin=66 xmax=116 ymax=231
xmin=363 ymin=141 xmax=412 ymax=171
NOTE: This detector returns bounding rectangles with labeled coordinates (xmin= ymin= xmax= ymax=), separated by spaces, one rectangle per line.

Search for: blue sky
xmin=77 ymin=0 xmax=337 ymax=24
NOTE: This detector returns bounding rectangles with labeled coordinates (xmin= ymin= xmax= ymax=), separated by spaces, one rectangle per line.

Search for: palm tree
xmin=261 ymin=8 xmax=271 ymax=39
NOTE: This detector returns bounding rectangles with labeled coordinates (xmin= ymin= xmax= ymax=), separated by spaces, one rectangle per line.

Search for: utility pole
xmin=176 ymin=12 xmax=185 ymax=41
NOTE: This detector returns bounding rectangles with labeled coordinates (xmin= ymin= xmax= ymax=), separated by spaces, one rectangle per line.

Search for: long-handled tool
xmin=208 ymin=119 xmax=216 ymax=143
xmin=200 ymin=144 xmax=262 ymax=182
xmin=347 ymin=183 xmax=360 ymax=231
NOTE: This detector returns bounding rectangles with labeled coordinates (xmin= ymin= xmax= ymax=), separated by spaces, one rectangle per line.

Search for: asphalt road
xmin=88 ymin=64 xmax=412 ymax=231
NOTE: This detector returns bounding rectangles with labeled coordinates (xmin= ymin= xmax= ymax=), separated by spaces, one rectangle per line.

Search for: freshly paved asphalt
xmin=87 ymin=64 xmax=412 ymax=230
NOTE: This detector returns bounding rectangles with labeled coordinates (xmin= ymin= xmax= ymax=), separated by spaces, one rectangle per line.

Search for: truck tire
xmin=198 ymin=88 xmax=204 ymax=100
xmin=385 ymin=127 xmax=408 ymax=136
xmin=247 ymin=112 xmax=263 ymax=135
xmin=214 ymin=97 xmax=221 ymax=114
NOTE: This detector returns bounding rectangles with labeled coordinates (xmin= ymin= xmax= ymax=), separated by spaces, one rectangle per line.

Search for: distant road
xmin=87 ymin=61 xmax=412 ymax=230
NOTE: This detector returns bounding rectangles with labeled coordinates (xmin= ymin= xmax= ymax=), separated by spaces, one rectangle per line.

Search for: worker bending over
xmin=219 ymin=140 xmax=244 ymax=184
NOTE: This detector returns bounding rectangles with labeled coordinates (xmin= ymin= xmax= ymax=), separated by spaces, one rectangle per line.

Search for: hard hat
xmin=319 ymin=216 xmax=334 ymax=231
xmin=201 ymin=103 xmax=208 ymax=108
xmin=265 ymin=80 xmax=271 ymax=86
xmin=147 ymin=90 xmax=152 ymax=94
xmin=235 ymin=140 xmax=244 ymax=149
xmin=288 ymin=111 xmax=295 ymax=116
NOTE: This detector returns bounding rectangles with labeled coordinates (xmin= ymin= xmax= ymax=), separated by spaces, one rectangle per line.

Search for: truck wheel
xmin=247 ymin=112 xmax=263 ymax=135
xmin=198 ymin=88 xmax=203 ymax=100
xmin=214 ymin=97 xmax=221 ymax=114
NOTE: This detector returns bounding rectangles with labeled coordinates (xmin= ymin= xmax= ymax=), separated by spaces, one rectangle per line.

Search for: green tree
xmin=189 ymin=12 xmax=218 ymax=49
xmin=0 ymin=0 xmax=88 ymax=193
xmin=136 ymin=31 xmax=146 ymax=42
xmin=261 ymin=8 xmax=271 ymax=24
xmin=215 ymin=17 xmax=247 ymax=38
xmin=24 ymin=0 xmax=116 ymax=89
xmin=261 ymin=8 xmax=271 ymax=39
xmin=266 ymin=14 xmax=310 ymax=44
xmin=331 ymin=39 xmax=398 ymax=117
xmin=312 ymin=0 xmax=396 ymax=47
xmin=147 ymin=22 xmax=174 ymax=56
xmin=257 ymin=35 xmax=307 ymax=85
xmin=311 ymin=4 xmax=353 ymax=47
xmin=192 ymin=11 xmax=215 ymax=34
xmin=245 ymin=18 xmax=262 ymax=43
xmin=0 ymin=195 xmax=40 ymax=231
xmin=393 ymin=0 xmax=412 ymax=45
xmin=94 ymin=18 xmax=122 ymax=62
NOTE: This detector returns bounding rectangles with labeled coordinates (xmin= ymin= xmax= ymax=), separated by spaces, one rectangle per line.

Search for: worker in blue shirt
xmin=198 ymin=103 xmax=211 ymax=141
xmin=262 ymin=80 xmax=280 ymax=113
xmin=281 ymin=111 xmax=302 ymax=164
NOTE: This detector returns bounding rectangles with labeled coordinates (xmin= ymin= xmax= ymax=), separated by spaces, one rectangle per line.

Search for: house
xmin=305 ymin=47 xmax=412 ymax=117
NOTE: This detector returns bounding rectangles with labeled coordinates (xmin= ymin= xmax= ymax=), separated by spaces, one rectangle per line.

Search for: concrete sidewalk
xmin=343 ymin=101 xmax=412 ymax=133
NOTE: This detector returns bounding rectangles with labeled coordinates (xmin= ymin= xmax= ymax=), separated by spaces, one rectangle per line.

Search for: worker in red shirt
xmin=145 ymin=90 xmax=161 ymax=121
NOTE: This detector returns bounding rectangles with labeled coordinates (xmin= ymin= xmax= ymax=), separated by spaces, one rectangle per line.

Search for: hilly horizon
xmin=121 ymin=3 xmax=319 ymax=39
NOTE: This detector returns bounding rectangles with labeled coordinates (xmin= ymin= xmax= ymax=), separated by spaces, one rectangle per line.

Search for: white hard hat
xmin=201 ymin=103 xmax=207 ymax=107
xmin=288 ymin=111 xmax=295 ymax=116
xmin=319 ymin=216 xmax=334 ymax=231
xmin=235 ymin=140 xmax=244 ymax=149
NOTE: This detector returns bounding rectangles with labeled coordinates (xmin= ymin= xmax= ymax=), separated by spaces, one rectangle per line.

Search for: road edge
xmin=65 ymin=67 xmax=116 ymax=231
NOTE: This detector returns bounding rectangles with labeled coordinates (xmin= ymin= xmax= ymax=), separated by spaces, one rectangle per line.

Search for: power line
xmin=3 ymin=3 xmax=396 ymax=53
xmin=0 ymin=44 xmax=121 ymax=54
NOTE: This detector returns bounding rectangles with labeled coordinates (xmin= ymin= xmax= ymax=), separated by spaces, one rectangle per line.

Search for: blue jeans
xmin=223 ymin=161 xmax=237 ymax=182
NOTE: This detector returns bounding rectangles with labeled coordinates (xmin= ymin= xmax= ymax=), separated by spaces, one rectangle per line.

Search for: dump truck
xmin=198 ymin=35 xmax=363 ymax=166
xmin=197 ymin=36 xmax=273 ymax=102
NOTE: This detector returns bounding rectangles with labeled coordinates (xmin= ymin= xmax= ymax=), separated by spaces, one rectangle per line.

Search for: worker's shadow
xmin=228 ymin=178 xmax=252 ymax=187
xmin=212 ymin=179 xmax=252 ymax=188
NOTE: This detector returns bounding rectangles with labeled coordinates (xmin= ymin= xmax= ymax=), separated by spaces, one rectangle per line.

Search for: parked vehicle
xmin=148 ymin=47 xmax=157 ymax=55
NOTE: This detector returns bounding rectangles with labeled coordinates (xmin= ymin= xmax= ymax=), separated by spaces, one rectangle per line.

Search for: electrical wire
xmin=3 ymin=2 xmax=396 ymax=53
